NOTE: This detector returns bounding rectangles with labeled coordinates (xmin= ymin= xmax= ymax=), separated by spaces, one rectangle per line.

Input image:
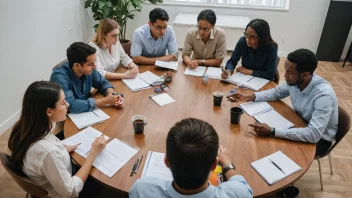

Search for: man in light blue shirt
xmin=129 ymin=118 xmax=253 ymax=198
xmin=131 ymin=8 xmax=178 ymax=65
xmin=230 ymin=48 xmax=338 ymax=197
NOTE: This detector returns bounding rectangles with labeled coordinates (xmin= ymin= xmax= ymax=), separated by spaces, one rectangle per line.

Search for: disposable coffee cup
xmin=132 ymin=115 xmax=147 ymax=134
xmin=230 ymin=107 xmax=243 ymax=124
xmin=213 ymin=92 xmax=223 ymax=106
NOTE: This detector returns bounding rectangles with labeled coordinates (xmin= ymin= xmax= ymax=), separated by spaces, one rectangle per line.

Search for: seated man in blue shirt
xmin=131 ymin=8 xmax=178 ymax=65
xmin=230 ymin=49 xmax=338 ymax=197
xmin=50 ymin=42 xmax=124 ymax=113
xmin=129 ymin=118 xmax=253 ymax=198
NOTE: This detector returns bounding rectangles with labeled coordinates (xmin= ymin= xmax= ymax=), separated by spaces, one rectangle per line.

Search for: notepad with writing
xmin=240 ymin=101 xmax=274 ymax=116
xmin=68 ymin=108 xmax=110 ymax=129
xmin=155 ymin=60 xmax=178 ymax=70
xmin=251 ymin=151 xmax=302 ymax=185
xmin=141 ymin=151 xmax=173 ymax=181
xmin=222 ymin=73 xmax=269 ymax=91
xmin=122 ymin=77 xmax=151 ymax=92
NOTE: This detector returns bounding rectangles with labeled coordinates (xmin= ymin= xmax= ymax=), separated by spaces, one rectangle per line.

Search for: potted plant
xmin=84 ymin=0 xmax=163 ymax=55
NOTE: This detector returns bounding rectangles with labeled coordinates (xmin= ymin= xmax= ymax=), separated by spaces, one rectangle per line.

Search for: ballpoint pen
xmin=130 ymin=159 xmax=139 ymax=177
xmin=92 ymin=111 xmax=100 ymax=118
xmin=135 ymin=155 xmax=144 ymax=173
xmin=85 ymin=133 xmax=105 ymax=156
xmin=269 ymin=159 xmax=285 ymax=174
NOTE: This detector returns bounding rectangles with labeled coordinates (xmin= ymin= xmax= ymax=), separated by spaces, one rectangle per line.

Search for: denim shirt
xmin=254 ymin=74 xmax=338 ymax=143
xmin=50 ymin=61 xmax=114 ymax=113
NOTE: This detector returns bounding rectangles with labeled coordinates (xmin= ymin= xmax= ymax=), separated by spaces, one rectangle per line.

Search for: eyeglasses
xmin=197 ymin=26 xmax=211 ymax=33
xmin=243 ymin=32 xmax=258 ymax=40
xmin=110 ymin=34 xmax=119 ymax=39
xmin=152 ymin=24 xmax=168 ymax=31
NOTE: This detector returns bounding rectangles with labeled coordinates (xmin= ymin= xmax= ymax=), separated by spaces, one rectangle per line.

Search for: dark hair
xmin=166 ymin=118 xmax=219 ymax=190
xmin=149 ymin=8 xmax=169 ymax=23
xmin=66 ymin=42 xmax=96 ymax=68
xmin=197 ymin=9 xmax=217 ymax=25
xmin=246 ymin=19 xmax=277 ymax=48
xmin=8 ymin=81 xmax=62 ymax=170
xmin=287 ymin=49 xmax=318 ymax=75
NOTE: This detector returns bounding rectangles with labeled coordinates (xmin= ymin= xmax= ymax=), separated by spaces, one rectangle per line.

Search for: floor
xmin=0 ymin=58 xmax=352 ymax=198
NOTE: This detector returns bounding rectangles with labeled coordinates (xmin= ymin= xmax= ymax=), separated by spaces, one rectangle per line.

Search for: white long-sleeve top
xmin=88 ymin=41 xmax=133 ymax=77
xmin=22 ymin=133 xmax=84 ymax=198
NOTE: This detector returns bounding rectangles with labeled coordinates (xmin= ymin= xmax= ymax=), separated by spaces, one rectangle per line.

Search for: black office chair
xmin=342 ymin=41 xmax=352 ymax=67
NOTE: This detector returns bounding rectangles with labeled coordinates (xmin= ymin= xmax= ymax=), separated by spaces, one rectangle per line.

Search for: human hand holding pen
xmin=89 ymin=135 xmax=106 ymax=157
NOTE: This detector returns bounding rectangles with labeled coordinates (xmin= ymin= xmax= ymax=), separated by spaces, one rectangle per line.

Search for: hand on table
xmin=249 ymin=123 xmax=272 ymax=136
xmin=187 ymin=60 xmax=198 ymax=69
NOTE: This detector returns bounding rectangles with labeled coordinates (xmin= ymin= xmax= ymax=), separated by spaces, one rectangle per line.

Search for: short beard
xmin=287 ymin=73 xmax=304 ymax=86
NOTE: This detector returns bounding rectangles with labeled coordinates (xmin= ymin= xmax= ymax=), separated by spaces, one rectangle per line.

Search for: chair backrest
xmin=53 ymin=59 xmax=67 ymax=70
xmin=0 ymin=153 xmax=49 ymax=197
xmin=274 ymin=57 xmax=280 ymax=84
xmin=327 ymin=106 xmax=351 ymax=153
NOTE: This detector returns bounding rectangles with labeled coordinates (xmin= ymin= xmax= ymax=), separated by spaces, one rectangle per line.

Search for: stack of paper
xmin=62 ymin=127 xmax=139 ymax=177
xmin=68 ymin=108 xmax=110 ymax=129
xmin=240 ymin=102 xmax=273 ymax=116
xmin=138 ymin=71 xmax=164 ymax=86
xmin=251 ymin=151 xmax=302 ymax=185
xmin=122 ymin=77 xmax=151 ymax=92
xmin=155 ymin=60 xmax=178 ymax=70
xmin=184 ymin=66 xmax=207 ymax=76
xmin=204 ymin=67 xmax=222 ymax=79
xmin=150 ymin=93 xmax=176 ymax=106
xmin=141 ymin=151 xmax=173 ymax=181
xmin=240 ymin=102 xmax=294 ymax=129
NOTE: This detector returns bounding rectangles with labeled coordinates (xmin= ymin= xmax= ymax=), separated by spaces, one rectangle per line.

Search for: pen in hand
xmin=85 ymin=133 xmax=105 ymax=156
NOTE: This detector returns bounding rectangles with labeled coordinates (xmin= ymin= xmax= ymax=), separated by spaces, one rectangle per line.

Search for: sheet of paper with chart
xmin=141 ymin=151 xmax=173 ymax=181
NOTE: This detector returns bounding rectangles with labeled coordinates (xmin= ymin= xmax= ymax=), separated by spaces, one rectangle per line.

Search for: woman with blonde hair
xmin=89 ymin=18 xmax=139 ymax=80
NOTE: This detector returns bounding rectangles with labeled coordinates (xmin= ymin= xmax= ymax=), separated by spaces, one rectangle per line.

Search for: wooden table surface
xmin=64 ymin=63 xmax=316 ymax=197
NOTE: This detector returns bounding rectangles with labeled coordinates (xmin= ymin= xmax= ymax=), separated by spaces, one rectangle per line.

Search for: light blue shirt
xmin=254 ymin=74 xmax=338 ymax=143
xmin=131 ymin=24 xmax=178 ymax=58
xmin=129 ymin=175 xmax=253 ymax=198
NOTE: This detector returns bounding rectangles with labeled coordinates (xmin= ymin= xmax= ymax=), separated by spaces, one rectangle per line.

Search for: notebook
xmin=204 ymin=67 xmax=222 ymax=79
xmin=240 ymin=102 xmax=274 ymax=116
xmin=251 ymin=151 xmax=302 ymax=185
xmin=240 ymin=102 xmax=294 ymax=129
xmin=68 ymin=108 xmax=110 ymax=129
xmin=221 ymin=72 xmax=269 ymax=91
xmin=155 ymin=60 xmax=178 ymax=70
xmin=122 ymin=77 xmax=151 ymax=92
xmin=138 ymin=71 xmax=164 ymax=86
xmin=62 ymin=127 xmax=139 ymax=178
xmin=184 ymin=66 xmax=207 ymax=76
xmin=150 ymin=93 xmax=176 ymax=106
xmin=254 ymin=110 xmax=295 ymax=129
xmin=141 ymin=151 xmax=173 ymax=181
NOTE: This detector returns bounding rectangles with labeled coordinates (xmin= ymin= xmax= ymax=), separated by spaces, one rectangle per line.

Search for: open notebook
xmin=222 ymin=73 xmax=269 ymax=91
xmin=68 ymin=108 xmax=110 ymax=129
xmin=155 ymin=60 xmax=178 ymax=70
xmin=240 ymin=102 xmax=294 ymax=129
xmin=141 ymin=151 xmax=173 ymax=181
xmin=184 ymin=66 xmax=207 ymax=76
xmin=251 ymin=151 xmax=302 ymax=185
xmin=62 ymin=127 xmax=139 ymax=177
xmin=122 ymin=71 xmax=164 ymax=92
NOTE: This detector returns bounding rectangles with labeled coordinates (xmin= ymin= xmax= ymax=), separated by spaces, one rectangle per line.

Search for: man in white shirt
xmin=129 ymin=118 xmax=253 ymax=198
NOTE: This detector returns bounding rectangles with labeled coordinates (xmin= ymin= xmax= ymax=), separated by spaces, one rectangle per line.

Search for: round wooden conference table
xmin=64 ymin=62 xmax=316 ymax=197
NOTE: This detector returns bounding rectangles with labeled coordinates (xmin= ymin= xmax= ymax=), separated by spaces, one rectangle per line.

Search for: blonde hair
xmin=92 ymin=18 xmax=120 ymax=48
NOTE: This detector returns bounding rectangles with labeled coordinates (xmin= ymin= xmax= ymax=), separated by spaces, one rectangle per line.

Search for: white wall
xmin=124 ymin=0 xmax=331 ymax=57
xmin=0 ymin=0 xmax=96 ymax=134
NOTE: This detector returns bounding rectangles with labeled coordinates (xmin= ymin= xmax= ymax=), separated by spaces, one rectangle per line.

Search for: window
xmin=162 ymin=0 xmax=290 ymax=10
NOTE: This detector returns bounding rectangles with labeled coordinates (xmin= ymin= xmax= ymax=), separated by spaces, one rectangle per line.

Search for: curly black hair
xmin=287 ymin=49 xmax=318 ymax=75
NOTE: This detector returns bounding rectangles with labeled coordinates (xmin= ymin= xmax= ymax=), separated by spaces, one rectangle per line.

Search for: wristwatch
xmin=222 ymin=163 xmax=236 ymax=174
xmin=271 ymin=127 xmax=276 ymax=137
xmin=201 ymin=59 xmax=205 ymax=65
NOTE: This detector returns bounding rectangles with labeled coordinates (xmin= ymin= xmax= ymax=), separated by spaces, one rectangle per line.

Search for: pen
xmin=85 ymin=133 xmax=105 ymax=156
xmin=269 ymin=159 xmax=285 ymax=174
xmin=135 ymin=155 xmax=144 ymax=173
xmin=130 ymin=159 xmax=139 ymax=177
xmin=149 ymin=93 xmax=159 ymax=98
xmin=92 ymin=111 xmax=100 ymax=118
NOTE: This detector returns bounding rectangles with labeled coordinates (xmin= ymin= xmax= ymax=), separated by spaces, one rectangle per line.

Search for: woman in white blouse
xmin=89 ymin=18 xmax=139 ymax=80
xmin=8 ymin=81 xmax=107 ymax=198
